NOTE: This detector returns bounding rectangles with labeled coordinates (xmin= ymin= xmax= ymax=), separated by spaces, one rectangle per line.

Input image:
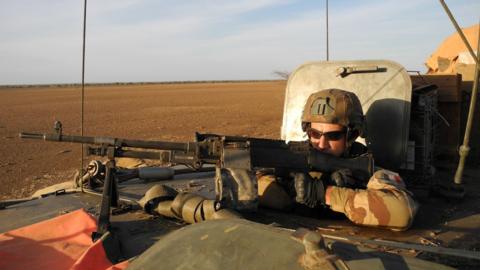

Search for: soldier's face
xmin=308 ymin=122 xmax=346 ymax=157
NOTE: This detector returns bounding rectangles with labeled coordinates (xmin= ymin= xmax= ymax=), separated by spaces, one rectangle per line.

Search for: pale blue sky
xmin=0 ymin=0 xmax=478 ymax=84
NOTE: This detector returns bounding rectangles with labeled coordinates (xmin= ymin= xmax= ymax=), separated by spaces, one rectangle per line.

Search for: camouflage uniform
xmin=258 ymin=169 xmax=418 ymax=231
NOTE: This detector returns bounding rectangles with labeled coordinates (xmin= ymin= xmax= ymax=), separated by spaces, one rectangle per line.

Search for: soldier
xmin=257 ymin=89 xmax=418 ymax=231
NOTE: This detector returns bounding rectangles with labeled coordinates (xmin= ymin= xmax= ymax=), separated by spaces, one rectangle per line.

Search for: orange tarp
xmin=0 ymin=209 xmax=128 ymax=270
xmin=426 ymin=24 xmax=479 ymax=74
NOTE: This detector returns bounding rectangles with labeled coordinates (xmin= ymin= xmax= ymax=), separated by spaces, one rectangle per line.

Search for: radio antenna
xmin=80 ymin=0 xmax=87 ymax=192
xmin=326 ymin=0 xmax=329 ymax=61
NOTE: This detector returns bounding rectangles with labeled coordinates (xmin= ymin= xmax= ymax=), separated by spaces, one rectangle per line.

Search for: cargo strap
xmin=139 ymin=184 xmax=241 ymax=224
xmin=138 ymin=184 xmax=178 ymax=213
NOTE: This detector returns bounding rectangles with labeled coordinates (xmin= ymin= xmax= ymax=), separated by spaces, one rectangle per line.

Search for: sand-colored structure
xmin=426 ymin=23 xmax=478 ymax=79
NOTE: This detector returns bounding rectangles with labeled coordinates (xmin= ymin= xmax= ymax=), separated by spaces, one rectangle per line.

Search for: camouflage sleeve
xmin=257 ymin=174 xmax=294 ymax=210
xmin=327 ymin=170 xmax=419 ymax=231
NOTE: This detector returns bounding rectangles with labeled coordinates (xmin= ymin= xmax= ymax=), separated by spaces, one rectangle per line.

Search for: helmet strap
xmin=344 ymin=127 xmax=360 ymax=157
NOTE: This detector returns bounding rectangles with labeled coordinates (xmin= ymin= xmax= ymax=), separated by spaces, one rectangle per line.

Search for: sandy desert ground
xmin=0 ymin=81 xmax=286 ymax=199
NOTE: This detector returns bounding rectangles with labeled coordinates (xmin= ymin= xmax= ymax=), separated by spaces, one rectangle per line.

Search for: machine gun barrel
xmin=19 ymin=132 xmax=193 ymax=152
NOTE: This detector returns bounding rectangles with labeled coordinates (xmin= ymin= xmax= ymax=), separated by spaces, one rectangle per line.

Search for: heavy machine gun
xmin=20 ymin=122 xmax=373 ymax=175
xmin=20 ymin=121 xmax=374 ymax=237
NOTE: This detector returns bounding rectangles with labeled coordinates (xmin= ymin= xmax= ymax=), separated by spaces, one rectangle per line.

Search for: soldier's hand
xmin=292 ymin=172 xmax=325 ymax=208
xmin=330 ymin=169 xmax=358 ymax=188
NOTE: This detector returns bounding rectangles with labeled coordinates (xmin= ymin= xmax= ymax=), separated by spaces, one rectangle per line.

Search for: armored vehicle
xmin=2 ymin=59 xmax=480 ymax=270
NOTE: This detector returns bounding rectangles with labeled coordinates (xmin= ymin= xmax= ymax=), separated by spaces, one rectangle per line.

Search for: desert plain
xmin=0 ymin=81 xmax=286 ymax=199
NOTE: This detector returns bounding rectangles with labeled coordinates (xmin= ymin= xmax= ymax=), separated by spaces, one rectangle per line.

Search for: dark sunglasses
xmin=306 ymin=127 xmax=346 ymax=141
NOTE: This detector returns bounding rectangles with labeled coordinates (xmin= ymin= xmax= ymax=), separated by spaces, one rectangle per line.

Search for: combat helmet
xmin=301 ymin=89 xmax=366 ymax=147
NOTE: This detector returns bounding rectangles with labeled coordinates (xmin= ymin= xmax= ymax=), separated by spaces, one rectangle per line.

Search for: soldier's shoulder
xmin=368 ymin=169 xmax=407 ymax=191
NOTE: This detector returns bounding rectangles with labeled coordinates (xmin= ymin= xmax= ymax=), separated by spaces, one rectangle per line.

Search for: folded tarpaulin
xmin=0 ymin=208 xmax=128 ymax=270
